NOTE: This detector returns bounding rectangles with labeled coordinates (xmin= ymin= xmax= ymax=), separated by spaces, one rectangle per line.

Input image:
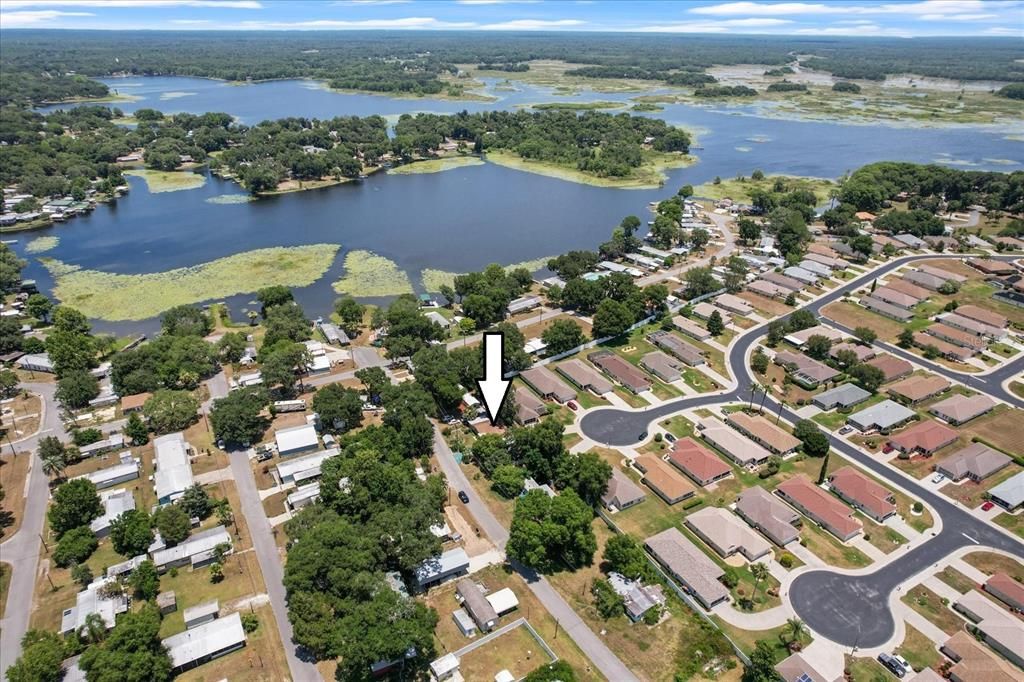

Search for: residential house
xmin=588 ymin=350 xmax=652 ymax=394
xmin=747 ymin=279 xmax=789 ymax=300
xmin=602 ymin=468 xmax=647 ymax=511
xmin=163 ymin=612 xmax=246 ymax=675
xmin=784 ymin=325 xmax=845 ymax=348
xmin=974 ymin=615 xmax=1024 ymax=668
xmin=15 ymin=353 xmax=55 ymax=373
xmin=647 ymin=330 xmax=705 ymax=367
xmin=644 ymin=527 xmax=730 ymax=610
xmin=828 ymin=343 xmax=876 ymax=363
xmin=954 ymin=590 xmax=1010 ymax=624
xmin=936 ymin=443 xmax=1011 ymax=482
xmin=76 ymin=456 xmax=140 ymax=490
xmin=988 ymin=471 xmax=1024 ymax=511
xmin=870 ymin=287 xmax=920 ymax=309
xmin=414 ymin=548 xmax=470 ymax=589
xmin=519 ymin=366 xmax=576 ymax=404
xmin=860 ymin=296 xmax=913 ymax=322
xmin=894 ymin=234 xmax=927 ymax=249
xmin=773 ymin=350 xmax=840 ymax=389
xmin=827 ymin=466 xmax=897 ymax=522
xmin=846 ymin=399 xmax=917 ymax=433
xmin=902 ymin=269 xmax=950 ymax=291
xmin=735 ymin=486 xmax=801 ymax=546
xmin=885 ymin=278 xmax=930 ymax=301
xmin=865 ymin=354 xmax=914 ymax=383
xmin=275 ymin=448 xmax=339 ymax=485
xmin=607 ymin=572 xmax=666 ymax=622
xmin=672 ymin=315 xmax=712 ymax=341
xmin=90 ymin=489 xmax=136 ymax=538
xmin=760 ymin=271 xmax=805 ymax=292
xmin=515 ymin=386 xmax=548 ymax=425
xmin=692 ymin=302 xmax=727 ymax=323
xmin=456 ymin=579 xmax=499 ymax=633
xmin=696 ymin=417 xmax=772 ymax=467
xmin=912 ymin=331 xmax=976 ymax=362
xmin=151 ymin=526 xmax=232 ymax=573
xmin=685 ymin=507 xmax=771 ymax=561
xmin=60 ymin=577 xmax=129 ymax=637
xmin=925 ymin=323 xmax=988 ymax=351
xmin=666 ymin=438 xmax=732 ymax=487
xmin=507 ymin=296 xmax=542 ymax=315
xmin=640 ymin=351 xmax=683 ymax=382
xmin=77 ymin=434 xmax=126 ymax=459
xmin=941 ymin=313 xmax=1006 ymax=340
xmin=774 ymin=653 xmax=831 ymax=682
xmin=556 ymin=359 xmax=613 ymax=395
xmin=725 ymin=411 xmax=801 ymax=455
xmin=955 ymin=305 xmax=1008 ymax=330
xmin=183 ymin=600 xmax=219 ymax=630
xmin=275 ymin=423 xmax=320 ymax=457
xmin=918 ymin=264 xmax=966 ymax=283
xmin=798 ymin=260 xmax=832 ymax=279
xmin=813 ymin=383 xmax=871 ymax=411
xmin=714 ymin=293 xmax=754 ymax=316
xmin=887 ymin=375 xmax=950 ymax=405
xmin=286 ymin=482 xmax=321 ymax=511
xmin=967 ymin=258 xmax=1016 ymax=276
xmin=804 ymin=252 xmax=845 ymax=270
xmin=929 ymin=394 xmax=996 ymax=425
xmin=887 ymin=420 xmax=959 ymax=456
xmin=776 ymin=476 xmax=861 ymax=541
xmin=318 ymin=321 xmax=351 ymax=346
xmin=634 ymin=455 xmax=695 ymax=505
xmin=985 ymin=572 xmax=1024 ymax=612
xmin=153 ymin=432 xmax=194 ymax=505
xmin=940 ymin=631 xmax=1018 ymax=682
xmin=783 ymin=266 xmax=819 ymax=286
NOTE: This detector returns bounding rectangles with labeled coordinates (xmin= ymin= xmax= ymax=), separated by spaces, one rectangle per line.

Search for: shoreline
xmin=484 ymin=150 xmax=697 ymax=189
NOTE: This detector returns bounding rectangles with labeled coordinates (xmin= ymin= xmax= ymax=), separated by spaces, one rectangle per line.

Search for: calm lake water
xmin=22 ymin=76 xmax=1024 ymax=335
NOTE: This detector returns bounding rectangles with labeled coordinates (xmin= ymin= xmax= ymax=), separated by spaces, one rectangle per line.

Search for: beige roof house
xmin=887 ymin=375 xmax=950 ymax=404
xmin=634 ymin=455 xmax=695 ymax=505
xmin=696 ymin=417 xmax=772 ymax=466
xmin=685 ymin=507 xmax=771 ymax=561
xmin=940 ymin=631 xmax=1018 ymax=682
xmin=518 ymin=366 xmax=576 ymax=403
xmin=644 ymin=527 xmax=729 ymax=610
xmin=936 ymin=443 xmax=1011 ymax=482
xmin=735 ymin=486 xmax=800 ymax=546
xmin=602 ymin=468 xmax=646 ymax=511
xmin=725 ymin=412 xmax=801 ymax=455
xmin=865 ymin=354 xmax=914 ymax=382
xmin=955 ymin=304 xmax=1007 ymax=329
xmin=929 ymin=394 xmax=996 ymax=425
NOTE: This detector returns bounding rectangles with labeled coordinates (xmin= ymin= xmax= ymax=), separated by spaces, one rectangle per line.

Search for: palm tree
xmin=40 ymin=450 xmax=66 ymax=481
xmin=747 ymin=383 xmax=758 ymax=411
xmin=750 ymin=562 xmax=769 ymax=605
xmin=785 ymin=617 xmax=807 ymax=651
xmin=758 ymin=383 xmax=771 ymax=413
xmin=78 ymin=613 xmax=107 ymax=645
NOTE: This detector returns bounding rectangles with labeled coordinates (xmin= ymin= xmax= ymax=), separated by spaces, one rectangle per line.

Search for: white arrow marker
xmin=476 ymin=332 xmax=512 ymax=426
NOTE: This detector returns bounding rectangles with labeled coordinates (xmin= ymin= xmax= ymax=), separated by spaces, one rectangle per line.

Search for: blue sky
xmin=0 ymin=1 xmax=1020 ymax=37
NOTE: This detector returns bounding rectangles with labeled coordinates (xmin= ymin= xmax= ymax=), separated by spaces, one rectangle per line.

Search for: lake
xmin=20 ymin=76 xmax=1024 ymax=335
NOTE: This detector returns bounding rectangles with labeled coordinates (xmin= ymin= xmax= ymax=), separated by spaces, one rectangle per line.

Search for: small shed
xmin=183 ymin=600 xmax=219 ymax=630
xmin=452 ymin=608 xmax=477 ymax=637
xmin=156 ymin=591 xmax=177 ymax=615
xmin=429 ymin=653 xmax=460 ymax=681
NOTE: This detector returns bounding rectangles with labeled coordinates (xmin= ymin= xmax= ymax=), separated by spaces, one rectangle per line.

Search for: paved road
xmin=433 ymin=430 xmax=636 ymax=682
xmin=1 ymin=384 xmax=64 ymax=681
xmin=229 ymin=450 xmax=321 ymax=682
xmin=578 ymin=253 xmax=1024 ymax=648
xmin=637 ymin=211 xmax=736 ymax=288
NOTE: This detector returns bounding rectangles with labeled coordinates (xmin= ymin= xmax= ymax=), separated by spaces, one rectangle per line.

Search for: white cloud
xmin=2 ymin=0 xmax=261 ymax=7
xmin=691 ymin=0 xmax=1019 ymax=17
xmin=793 ymin=23 xmax=912 ymax=37
xmin=690 ymin=2 xmax=852 ymax=16
xmin=634 ymin=17 xmax=793 ymax=32
xmin=919 ymin=12 xmax=997 ymax=20
xmin=985 ymin=26 xmax=1024 ymax=34
xmin=330 ymin=1 xmax=412 ymax=5
xmin=478 ymin=18 xmax=585 ymax=30
xmin=0 ymin=9 xmax=92 ymax=26
xmin=234 ymin=16 xmax=477 ymax=30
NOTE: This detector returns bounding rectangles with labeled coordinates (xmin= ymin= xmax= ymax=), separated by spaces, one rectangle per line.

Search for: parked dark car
xmin=458 ymin=490 xmax=470 ymax=504
xmin=877 ymin=653 xmax=905 ymax=678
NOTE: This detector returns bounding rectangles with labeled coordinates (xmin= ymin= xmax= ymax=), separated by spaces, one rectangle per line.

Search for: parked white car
xmin=931 ymin=472 xmax=946 ymax=484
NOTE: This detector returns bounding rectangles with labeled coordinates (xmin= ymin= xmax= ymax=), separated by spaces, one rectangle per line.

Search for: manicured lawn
xmin=659 ymin=415 xmax=696 ymax=439
xmin=716 ymin=619 xmax=812 ymax=664
xmin=895 ymin=624 xmax=943 ymax=673
xmin=799 ymin=521 xmax=873 ymax=569
xmin=901 ymin=585 xmax=965 ymax=635
xmin=940 ymin=463 xmax=1023 ymax=509
xmin=812 ymin=393 xmax=888 ymax=432
xmin=844 ymin=655 xmax=893 ymax=682
xmin=935 ymin=567 xmax=976 ymax=595
xmin=858 ymin=514 xmax=908 ymax=554
xmin=1010 ymin=382 xmax=1024 ymax=400
xmin=993 ymin=512 xmax=1023 ymax=539
xmin=261 ymin=491 xmax=289 ymax=518
xmin=574 ymin=390 xmax=607 ymax=410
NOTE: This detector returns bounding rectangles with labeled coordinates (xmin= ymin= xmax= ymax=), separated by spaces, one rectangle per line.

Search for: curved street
xmin=579 ymin=253 xmax=1024 ymax=648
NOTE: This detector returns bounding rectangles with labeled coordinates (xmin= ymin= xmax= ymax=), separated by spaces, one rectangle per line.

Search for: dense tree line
xmin=766 ymin=81 xmax=807 ymax=92
xmin=838 ymin=162 xmax=1024 ymax=213
xmin=692 ymin=85 xmax=757 ymax=98
xmin=394 ymin=110 xmax=689 ymax=179
xmin=0 ymin=70 xmax=109 ymax=107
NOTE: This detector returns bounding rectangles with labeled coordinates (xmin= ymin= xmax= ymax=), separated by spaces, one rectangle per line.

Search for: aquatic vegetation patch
xmin=388 ymin=157 xmax=484 ymax=175
xmin=25 ymin=236 xmax=59 ymax=254
xmin=124 ymin=169 xmax=206 ymax=193
xmin=524 ymin=101 xmax=627 ymax=111
xmin=42 ymin=244 xmax=340 ymax=321
xmin=735 ymin=146 xmax=753 ymax=152
xmin=333 ymin=250 xmax=414 ymax=298
xmin=420 ymin=256 xmax=554 ymax=293
xmin=206 ymin=193 xmax=256 ymax=204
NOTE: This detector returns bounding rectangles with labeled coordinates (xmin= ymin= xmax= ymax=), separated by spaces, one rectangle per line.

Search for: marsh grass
xmin=205 ymin=193 xmax=256 ymax=205
xmin=420 ymin=256 xmax=553 ymax=293
xmin=124 ymin=169 xmax=207 ymax=193
xmin=43 ymin=244 xmax=340 ymax=321
xmin=333 ymin=250 xmax=414 ymax=297
xmin=25 ymin=236 xmax=59 ymax=254
xmin=387 ymin=156 xmax=484 ymax=175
